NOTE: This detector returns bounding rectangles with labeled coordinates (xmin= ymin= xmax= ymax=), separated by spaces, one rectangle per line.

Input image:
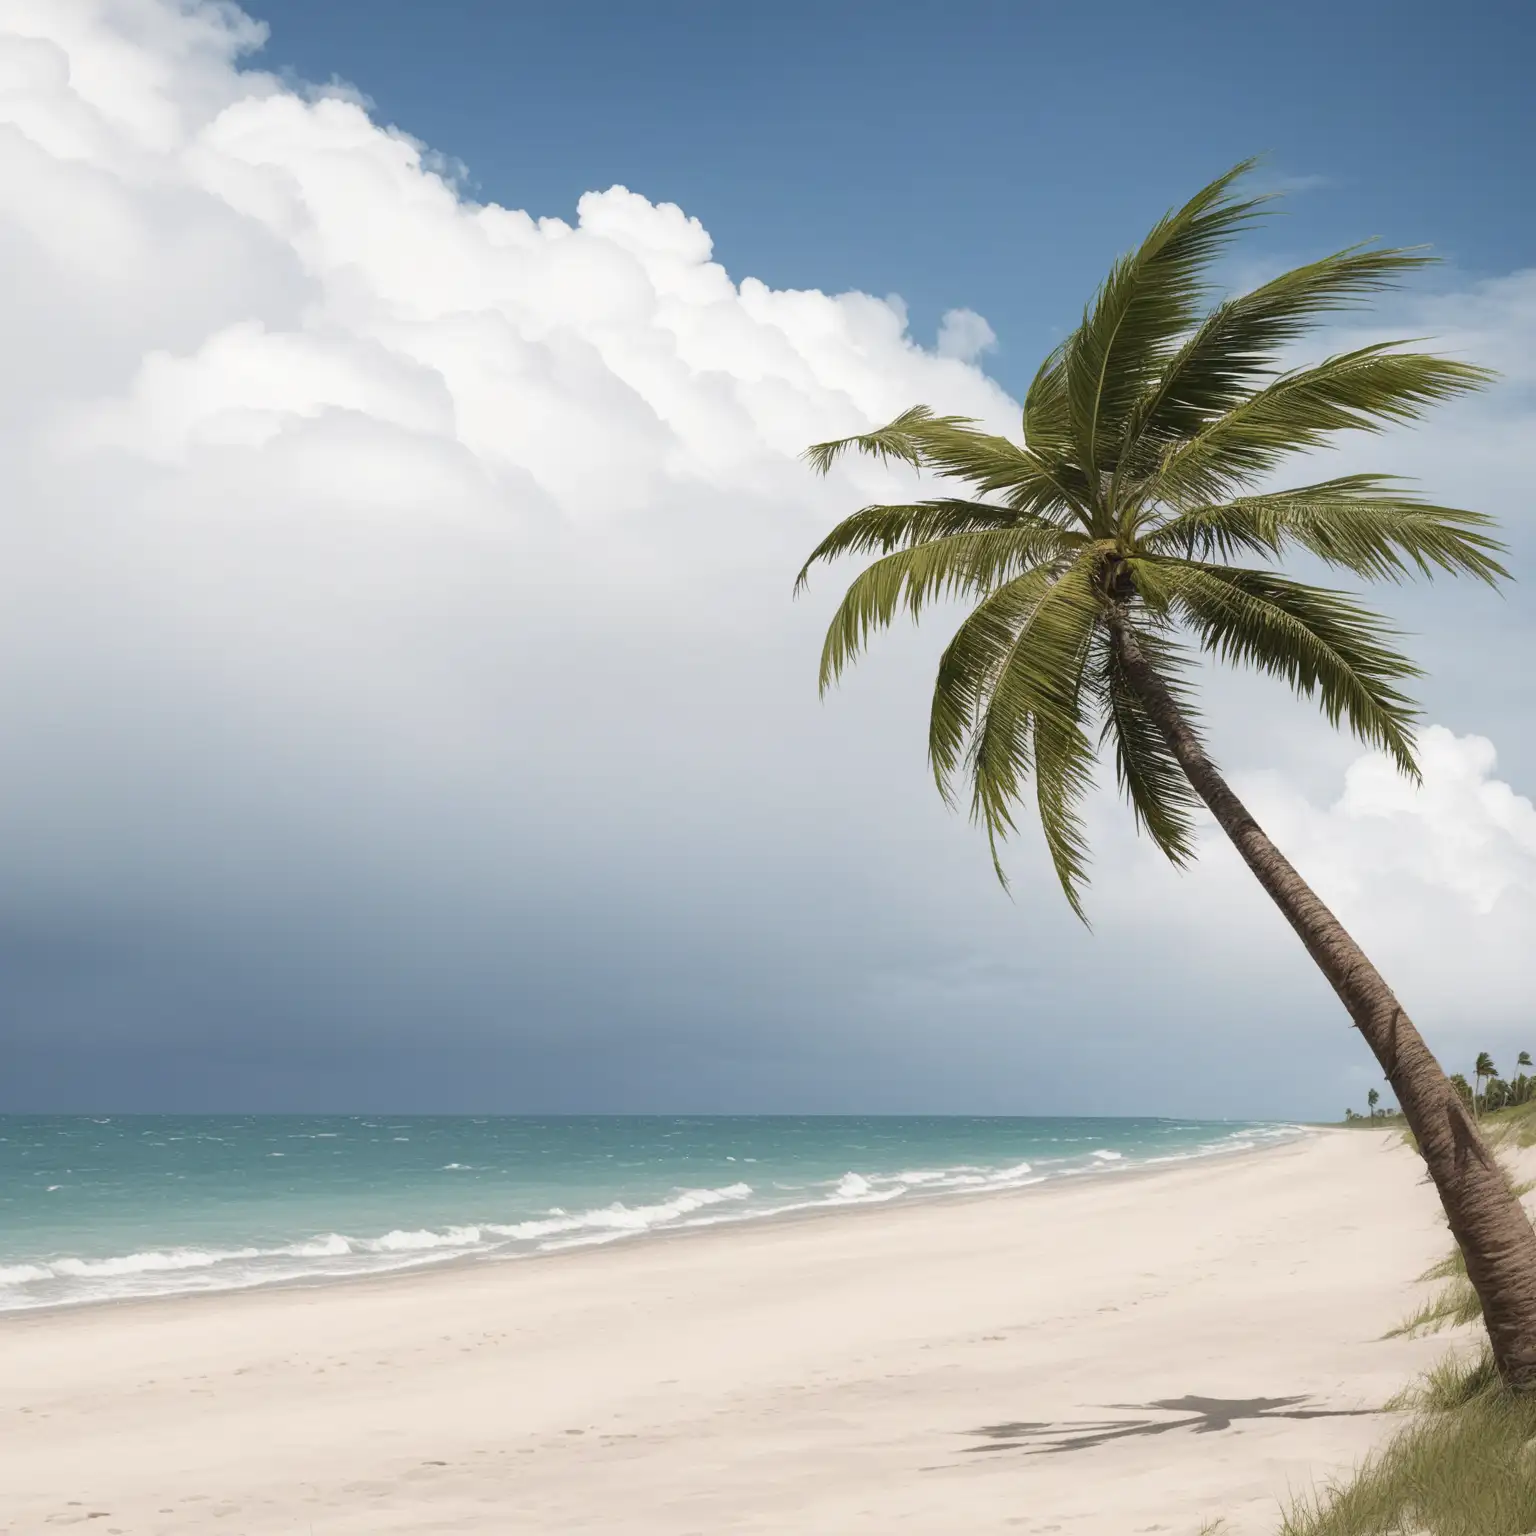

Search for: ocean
xmin=0 ymin=1115 xmax=1302 ymax=1313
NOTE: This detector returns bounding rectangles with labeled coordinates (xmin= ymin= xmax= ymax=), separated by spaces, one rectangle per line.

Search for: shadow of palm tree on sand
xmin=964 ymin=1395 xmax=1379 ymax=1455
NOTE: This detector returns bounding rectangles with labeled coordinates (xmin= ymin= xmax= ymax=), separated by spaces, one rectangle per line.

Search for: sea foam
xmin=0 ymin=1120 xmax=1305 ymax=1313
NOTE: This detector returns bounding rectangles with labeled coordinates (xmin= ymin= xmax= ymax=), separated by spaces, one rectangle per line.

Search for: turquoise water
xmin=0 ymin=1115 xmax=1301 ymax=1311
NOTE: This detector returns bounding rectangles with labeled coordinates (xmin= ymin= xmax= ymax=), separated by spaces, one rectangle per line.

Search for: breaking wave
xmin=0 ymin=1122 xmax=1304 ymax=1312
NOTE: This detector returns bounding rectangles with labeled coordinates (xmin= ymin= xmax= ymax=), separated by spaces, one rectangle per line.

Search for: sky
xmin=0 ymin=0 xmax=1533 ymax=1118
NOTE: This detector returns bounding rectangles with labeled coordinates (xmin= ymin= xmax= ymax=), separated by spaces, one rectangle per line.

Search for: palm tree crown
xmin=797 ymin=161 xmax=1503 ymax=916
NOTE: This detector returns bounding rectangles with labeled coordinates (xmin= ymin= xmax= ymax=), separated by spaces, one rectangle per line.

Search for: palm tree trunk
xmin=1109 ymin=612 xmax=1536 ymax=1390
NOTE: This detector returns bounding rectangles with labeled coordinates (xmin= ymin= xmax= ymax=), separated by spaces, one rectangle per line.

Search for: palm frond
xmin=909 ymin=427 xmax=1089 ymax=516
xmin=1091 ymin=625 xmax=1204 ymax=866
xmin=1064 ymin=160 xmax=1270 ymax=484
xmin=802 ymin=405 xmax=975 ymax=476
xmin=805 ymin=408 xmax=1091 ymax=525
xmin=1022 ymin=341 xmax=1072 ymax=456
xmin=1152 ymin=346 xmax=1493 ymax=505
xmin=1029 ymin=685 xmax=1100 ymax=920
xmin=928 ymin=567 xmax=1059 ymax=805
xmin=960 ymin=555 xmax=1106 ymax=913
xmin=1118 ymin=245 xmax=1436 ymax=472
xmin=814 ymin=525 xmax=1082 ymax=692
xmin=794 ymin=498 xmax=1056 ymax=595
xmin=1144 ymin=475 xmax=1508 ymax=584
xmin=1142 ymin=559 xmax=1422 ymax=774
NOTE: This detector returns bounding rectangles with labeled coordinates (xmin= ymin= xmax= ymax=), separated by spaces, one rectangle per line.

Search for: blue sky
xmin=250 ymin=0 xmax=1536 ymax=389
xmin=0 ymin=0 xmax=1532 ymax=1117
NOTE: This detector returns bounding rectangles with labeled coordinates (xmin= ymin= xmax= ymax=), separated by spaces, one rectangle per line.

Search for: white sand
xmin=1 ymin=1129 xmax=1458 ymax=1535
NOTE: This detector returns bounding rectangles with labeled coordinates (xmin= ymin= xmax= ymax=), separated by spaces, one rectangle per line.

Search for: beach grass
xmin=1492 ymin=1101 xmax=1536 ymax=1148
xmin=1387 ymin=1345 xmax=1501 ymax=1412
xmin=1277 ymin=1347 xmax=1536 ymax=1536
xmin=1383 ymin=1245 xmax=1478 ymax=1338
xmin=1277 ymin=1110 xmax=1536 ymax=1533
xmin=1382 ymin=1174 xmax=1534 ymax=1338
xmin=1467 ymin=1098 xmax=1536 ymax=1149
xmin=1383 ymin=1277 xmax=1482 ymax=1339
xmin=1374 ymin=1097 xmax=1536 ymax=1150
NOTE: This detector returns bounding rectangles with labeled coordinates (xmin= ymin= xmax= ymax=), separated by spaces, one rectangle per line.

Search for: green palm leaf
xmin=927 ymin=566 xmax=1061 ymax=806
xmin=802 ymin=405 xmax=973 ymax=476
xmin=961 ymin=555 xmax=1105 ymax=913
xmin=1092 ymin=625 xmax=1204 ymax=866
xmin=1117 ymin=245 xmax=1436 ymax=473
xmin=1140 ymin=559 xmax=1421 ymax=774
xmin=1144 ymin=476 xmax=1508 ymax=584
xmin=793 ymin=498 xmax=1061 ymax=596
xmin=814 ymin=522 xmax=1083 ymax=692
xmin=1151 ymin=344 xmax=1492 ymax=505
xmin=806 ymin=409 xmax=1092 ymax=523
xmin=1022 ymin=341 xmax=1071 ymax=456
xmin=1063 ymin=160 xmax=1269 ymax=494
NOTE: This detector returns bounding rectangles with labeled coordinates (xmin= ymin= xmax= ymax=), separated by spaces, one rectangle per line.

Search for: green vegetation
xmin=1470 ymin=1089 xmax=1536 ymax=1149
xmin=797 ymin=160 xmax=1536 ymax=1385
xmin=1342 ymin=1099 xmax=1401 ymax=1124
xmin=1502 ymin=1104 xmax=1536 ymax=1149
xmin=1473 ymin=1049 xmax=1536 ymax=1115
xmin=1385 ymin=1157 xmax=1536 ymax=1339
xmin=1276 ymin=1127 xmax=1536 ymax=1533
xmin=1278 ymin=1348 xmax=1536 ymax=1536
xmin=1474 ymin=1051 xmax=1497 ymax=1118
xmin=799 ymin=161 xmax=1499 ymax=917
xmin=1385 ymin=1344 xmax=1501 ymax=1412
xmin=1344 ymin=1047 xmax=1536 ymax=1125
xmin=1385 ymin=1260 xmax=1482 ymax=1340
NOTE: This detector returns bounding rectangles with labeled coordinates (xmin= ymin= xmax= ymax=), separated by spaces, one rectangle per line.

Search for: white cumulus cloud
xmin=935 ymin=307 xmax=997 ymax=363
xmin=1101 ymin=727 xmax=1536 ymax=1046
xmin=1297 ymin=728 xmax=1536 ymax=918
xmin=0 ymin=0 xmax=1018 ymax=1062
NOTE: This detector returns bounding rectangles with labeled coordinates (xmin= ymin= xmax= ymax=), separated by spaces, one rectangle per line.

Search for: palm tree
xmin=796 ymin=162 xmax=1536 ymax=1388
xmin=1475 ymin=1051 xmax=1497 ymax=1116
xmin=1517 ymin=1051 xmax=1532 ymax=1108
xmin=1368 ymin=1088 xmax=1380 ymax=1118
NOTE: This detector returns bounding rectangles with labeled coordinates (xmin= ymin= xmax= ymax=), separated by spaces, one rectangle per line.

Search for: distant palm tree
xmin=1368 ymin=1088 xmax=1380 ymax=1118
xmin=1518 ymin=1051 xmax=1533 ymax=1108
xmin=1475 ymin=1052 xmax=1498 ymax=1116
xmin=797 ymin=162 xmax=1536 ymax=1388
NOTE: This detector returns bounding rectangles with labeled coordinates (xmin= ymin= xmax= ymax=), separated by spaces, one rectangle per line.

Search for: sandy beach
xmin=1 ymin=1129 xmax=1458 ymax=1535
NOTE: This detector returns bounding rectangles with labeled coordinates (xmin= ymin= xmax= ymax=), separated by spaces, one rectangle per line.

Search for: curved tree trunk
xmin=1109 ymin=613 xmax=1536 ymax=1390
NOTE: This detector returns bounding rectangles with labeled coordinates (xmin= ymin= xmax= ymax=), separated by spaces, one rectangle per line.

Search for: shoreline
xmin=0 ymin=1121 xmax=1310 ymax=1326
xmin=2 ymin=1126 xmax=1448 ymax=1535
